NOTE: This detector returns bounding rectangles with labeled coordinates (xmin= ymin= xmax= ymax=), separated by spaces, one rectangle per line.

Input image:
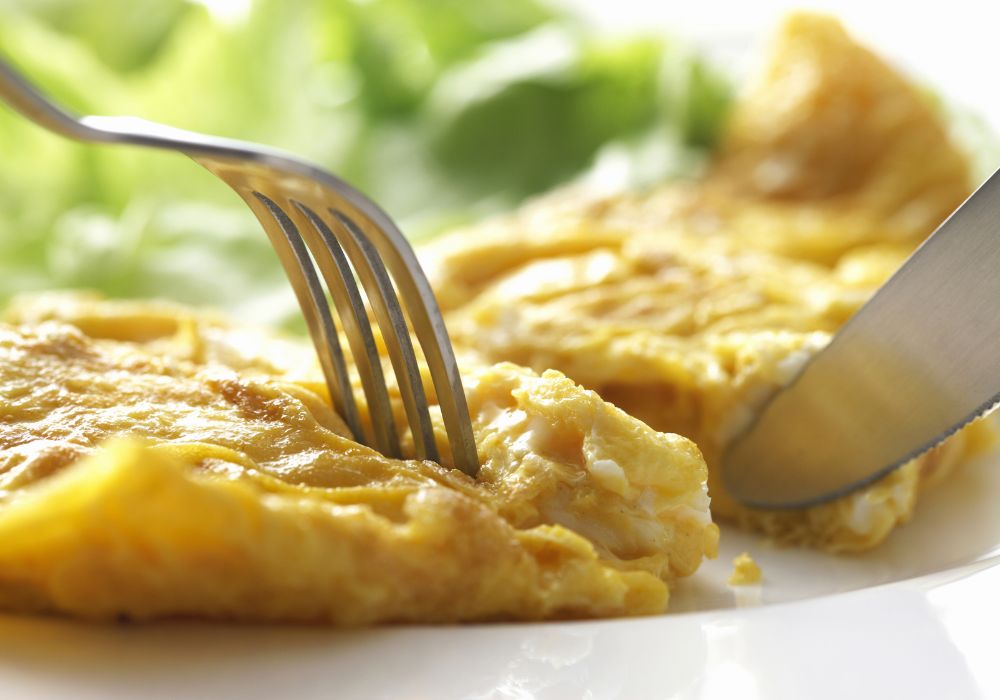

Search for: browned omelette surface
xmin=422 ymin=13 xmax=993 ymax=551
xmin=0 ymin=294 xmax=716 ymax=623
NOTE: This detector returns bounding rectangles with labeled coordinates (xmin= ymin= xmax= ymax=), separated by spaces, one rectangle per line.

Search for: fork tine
xmin=329 ymin=204 xmax=480 ymax=476
xmin=250 ymin=192 xmax=364 ymax=441
xmin=329 ymin=209 xmax=440 ymax=464
xmin=290 ymin=200 xmax=401 ymax=459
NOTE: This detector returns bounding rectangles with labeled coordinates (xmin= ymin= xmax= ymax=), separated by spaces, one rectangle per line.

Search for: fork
xmin=0 ymin=56 xmax=480 ymax=477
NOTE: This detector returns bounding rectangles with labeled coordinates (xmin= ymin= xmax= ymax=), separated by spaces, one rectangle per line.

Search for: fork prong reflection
xmin=291 ymin=200 xmax=401 ymax=458
xmin=251 ymin=192 xmax=363 ymax=441
xmin=330 ymin=208 xmax=439 ymax=464
xmin=330 ymin=201 xmax=480 ymax=476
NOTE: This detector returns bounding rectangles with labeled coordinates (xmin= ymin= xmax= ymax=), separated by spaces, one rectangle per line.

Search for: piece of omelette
xmin=422 ymin=13 xmax=995 ymax=552
xmin=0 ymin=292 xmax=717 ymax=623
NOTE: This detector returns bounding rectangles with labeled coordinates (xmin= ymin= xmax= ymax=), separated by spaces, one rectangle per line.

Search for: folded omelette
xmin=422 ymin=13 xmax=994 ymax=552
xmin=0 ymin=293 xmax=717 ymax=623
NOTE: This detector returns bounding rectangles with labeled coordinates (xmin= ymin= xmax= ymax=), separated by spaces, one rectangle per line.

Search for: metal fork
xmin=0 ymin=56 xmax=479 ymax=476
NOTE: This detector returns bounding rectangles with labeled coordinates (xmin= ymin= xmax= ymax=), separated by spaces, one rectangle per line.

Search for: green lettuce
xmin=0 ymin=0 xmax=732 ymax=326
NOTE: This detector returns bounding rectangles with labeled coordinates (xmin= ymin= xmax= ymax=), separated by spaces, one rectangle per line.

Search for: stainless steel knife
xmin=722 ymin=168 xmax=1000 ymax=509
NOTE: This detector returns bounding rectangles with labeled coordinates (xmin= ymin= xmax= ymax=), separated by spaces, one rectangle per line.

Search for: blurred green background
xmin=0 ymin=0 xmax=731 ymax=325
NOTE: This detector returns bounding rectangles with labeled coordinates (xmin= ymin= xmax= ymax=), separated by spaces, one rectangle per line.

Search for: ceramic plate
xmin=3 ymin=4 xmax=999 ymax=698
xmin=0 ymin=439 xmax=997 ymax=699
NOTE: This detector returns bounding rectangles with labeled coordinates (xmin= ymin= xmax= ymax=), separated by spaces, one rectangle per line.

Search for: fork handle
xmin=0 ymin=55 xmax=96 ymax=141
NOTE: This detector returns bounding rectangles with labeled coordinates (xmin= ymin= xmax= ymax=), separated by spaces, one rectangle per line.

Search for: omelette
xmin=0 ymin=12 xmax=992 ymax=626
xmin=0 ymin=293 xmax=717 ymax=623
xmin=423 ymin=13 xmax=995 ymax=552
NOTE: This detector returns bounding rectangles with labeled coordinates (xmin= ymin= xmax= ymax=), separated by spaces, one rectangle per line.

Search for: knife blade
xmin=722 ymin=167 xmax=1000 ymax=509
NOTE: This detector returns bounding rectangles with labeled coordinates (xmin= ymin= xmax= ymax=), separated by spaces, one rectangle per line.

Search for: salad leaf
xmin=428 ymin=28 xmax=664 ymax=198
xmin=0 ymin=0 xmax=733 ymax=326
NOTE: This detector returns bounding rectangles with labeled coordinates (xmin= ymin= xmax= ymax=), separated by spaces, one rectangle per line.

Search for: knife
xmin=722 ymin=167 xmax=1000 ymax=509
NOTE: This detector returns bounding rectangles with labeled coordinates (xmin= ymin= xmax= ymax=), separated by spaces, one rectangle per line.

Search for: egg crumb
xmin=728 ymin=552 xmax=762 ymax=585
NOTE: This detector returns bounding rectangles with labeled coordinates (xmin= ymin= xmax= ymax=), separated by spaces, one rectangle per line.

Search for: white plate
xmin=4 ymin=5 xmax=1000 ymax=698
xmin=0 ymin=442 xmax=997 ymax=700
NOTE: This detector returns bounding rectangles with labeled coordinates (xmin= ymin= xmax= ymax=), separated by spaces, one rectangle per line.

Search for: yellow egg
xmin=729 ymin=552 xmax=762 ymax=586
xmin=422 ymin=13 xmax=991 ymax=553
xmin=0 ymin=293 xmax=716 ymax=622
